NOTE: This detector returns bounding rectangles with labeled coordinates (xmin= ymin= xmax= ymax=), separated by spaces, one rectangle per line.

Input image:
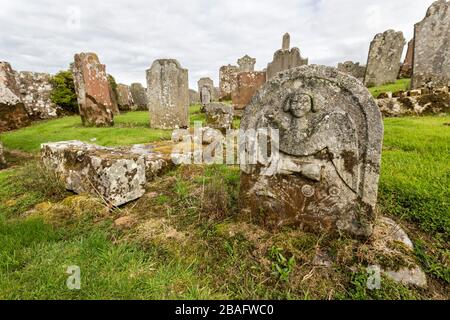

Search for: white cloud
xmin=0 ymin=0 xmax=435 ymax=89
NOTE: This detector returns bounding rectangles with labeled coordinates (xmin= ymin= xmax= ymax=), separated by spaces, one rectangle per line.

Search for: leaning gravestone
xmin=412 ymin=0 xmax=450 ymax=89
xmin=146 ymin=59 xmax=189 ymax=129
xmin=240 ymin=65 xmax=384 ymax=239
xmin=0 ymin=62 xmax=31 ymax=132
xmin=364 ymin=30 xmax=405 ymax=87
xmin=72 ymin=53 xmax=114 ymax=127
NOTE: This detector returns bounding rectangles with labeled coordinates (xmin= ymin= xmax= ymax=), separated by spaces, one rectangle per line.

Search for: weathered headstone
xmin=189 ymin=89 xmax=200 ymax=105
xmin=116 ymin=84 xmax=135 ymax=111
xmin=267 ymin=33 xmax=309 ymax=80
xmin=0 ymin=62 xmax=31 ymax=132
xmin=130 ymin=83 xmax=148 ymax=110
xmin=337 ymin=61 xmax=366 ymax=82
xmin=18 ymin=72 xmax=62 ymax=119
xmin=412 ymin=0 xmax=450 ymax=89
xmin=240 ymin=65 xmax=384 ymax=239
xmin=107 ymin=74 xmax=120 ymax=115
xmin=198 ymin=77 xmax=215 ymax=106
xmin=399 ymin=39 xmax=414 ymax=79
xmin=231 ymin=71 xmax=266 ymax=112
xmin=146 ymin=59 xmax=189 ymax=129
xmin=72 ymin=53 xmax=114 ymax=127
xmin=219 ymin=65 xmax=239 ymax=101
xmin=364 ymin=30 xmax=406 ymax=87
xmin=238 ymin=55 xmax=256 ymax=72
xmin=204 ymin=102 xmax=234 ymax=131
xmin=0 ymin=142 xmax=6 ymax=169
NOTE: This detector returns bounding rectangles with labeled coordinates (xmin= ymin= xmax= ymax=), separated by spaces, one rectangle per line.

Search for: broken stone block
xmin=0 ymin=62 xmax=31 ymax=132
xmin=146 ymin=59 xmax=189 ymax=129
xmin=72 ymin=53 xmax=115 ymax=127
xmin=412 ymin=0 xmax=450 ymax=89
xmin=205 ymin=102 xmax=234 ymax=131
xmin=364 ymin=30 xmax=406 ymax=87
xmin=240 ymin=65 xmax=384 ymax=239
xmin=41 ymin=141 xmax=172 ymax=206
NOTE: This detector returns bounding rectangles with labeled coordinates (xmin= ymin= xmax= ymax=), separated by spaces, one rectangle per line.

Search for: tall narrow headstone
xmin=364 ymin=30 xmax=405 ymax=87
xmin=240 ymin=65 xmax=384 ymax=239
xmin=146 ymin=59 xmax=189 ymax=129
xmin=219 ymin=65 xmax=239 ymax=101
xmin=412 ymin=0 xmax=450 ymax=89
xmin=72 ymin=53 xmax=114 ymax=127
xmin=282 ymin=33 xmax=290 ymax=50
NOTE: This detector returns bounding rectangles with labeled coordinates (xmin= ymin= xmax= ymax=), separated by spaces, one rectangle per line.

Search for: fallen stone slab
xmin=41 ymin=141 xmax=172 ymax=206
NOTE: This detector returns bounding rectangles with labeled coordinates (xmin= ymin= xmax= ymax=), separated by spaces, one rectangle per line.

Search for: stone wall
xmin=146 ymin=59 xmax=189 ymax=129
xmin=412 ymin=0 xmax=450 ymax=89
xmin=364 ymin=30 xmax=405 ymax=87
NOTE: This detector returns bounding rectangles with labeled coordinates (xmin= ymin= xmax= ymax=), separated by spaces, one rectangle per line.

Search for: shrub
xmin=50 ymin=70 xmax=79 ymax=114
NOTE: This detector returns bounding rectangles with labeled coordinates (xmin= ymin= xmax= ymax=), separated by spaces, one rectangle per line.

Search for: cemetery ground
xmin=0 ymin=106 xmax=448 ymax=300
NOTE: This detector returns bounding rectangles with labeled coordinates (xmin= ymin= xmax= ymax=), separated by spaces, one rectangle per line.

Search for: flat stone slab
xmin=41 ymin=141 xmax=172 ymax=206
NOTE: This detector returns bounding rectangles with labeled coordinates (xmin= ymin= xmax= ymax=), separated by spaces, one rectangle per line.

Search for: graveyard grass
xmin=368 ymin=78 xmax=411 ymax=98
xmin=0 ymin=106 xmax=449 ymax=300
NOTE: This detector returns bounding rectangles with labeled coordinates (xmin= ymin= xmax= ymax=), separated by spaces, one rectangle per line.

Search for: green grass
xmin=369 ymin=79 xmax=411 ymax=98
xmin=0 ymin=110 xmax=449 ymax=300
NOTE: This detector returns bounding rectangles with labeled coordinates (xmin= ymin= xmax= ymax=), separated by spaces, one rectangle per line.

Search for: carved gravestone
xmin=267 ymin=33 xmax=309 ymax=80
xmin=130 ymin=83 xmax=148 ymax=111
xmin=237 ymin=55 xmax=256 ymax=72
xmin=240 ymin=65 xmax=384 ymax=239
xmin=364 ymin=30 xmax=405 ymax=87
xmin=412 ymin=0 xmax=450 ymax=89
xmin=219 ymin=65 xmax=239 ymax=101
xmin=146 ymin=59 xmax=189 ymax=129
xmin=0 ymin=62 xmax=31 ymax=132
xmin=116 ymin=84 xmax=135 ymax=111
xmin=72 ymin=53 xmax=114 ymax=127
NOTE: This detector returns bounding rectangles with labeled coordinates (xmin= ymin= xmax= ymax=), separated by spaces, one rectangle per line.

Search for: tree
xmin=50 ymin=70 xmax=79 ymax=114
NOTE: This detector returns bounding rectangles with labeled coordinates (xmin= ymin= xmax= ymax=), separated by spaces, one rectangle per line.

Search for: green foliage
xmin=368 ymin=79 xmax=411 ymax=98
xmin=50 ymin=70 xmax=79 ymax=114
xmin=107 ymin=74 xmax=118 ymax=101
xmin=269 ymin=246 xmax=296 ymax=282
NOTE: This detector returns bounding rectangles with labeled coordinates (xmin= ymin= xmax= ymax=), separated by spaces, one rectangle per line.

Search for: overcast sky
xmin=0 ymin=0 xmax=435 ymax=89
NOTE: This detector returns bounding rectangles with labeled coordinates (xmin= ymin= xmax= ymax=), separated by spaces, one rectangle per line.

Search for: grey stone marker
xmin=130 ymin=83 xmax=148 ymax=110
xmin=240 ymin=65 xmax=384 ymax=239
xmin=337 ymin=61 xmax=366 ymax=82
xmin=237 ymin=55 xmax=256 ymax=72
xmin=198 ymin=77 xmax=215 ymax=106
xmin=412 ymin=0 xmax=450 ymax=89
xmin=146 ymin=59 xmax=189 ymax=129
xmin=364 ymin=30 xmax=405 ymax=87
xmin=204 ymin=102 xmax=234 ymax=131
xmin=266 ymin=33 xmax=308 ymax=80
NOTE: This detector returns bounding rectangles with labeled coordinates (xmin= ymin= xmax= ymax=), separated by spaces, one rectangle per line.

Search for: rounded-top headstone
xmin=240 ymin=65 xmax=384 ymax=239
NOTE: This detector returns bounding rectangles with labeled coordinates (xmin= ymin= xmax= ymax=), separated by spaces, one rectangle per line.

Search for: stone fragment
xmin=219 ymin=65 xmax=239 ymax=101
xmin=0 ymin=62 xmax=31 ymax=132
xmin=412 ymin=0 xmax=450 ymax=89
xmin=364 ymin=30 xmax=405 ymax=87
xmin=239 ymin=65 xmax=384 ymax=239
xmin=267 ymin=33 xmax=308 ymax=80
xmin=41 ymin=141 xmax=173 ymax=206
xmin=72 ymin=53 xmax=115 ymax=127
xmin=231 ymin=71 xmax=266 ymax=112
xmin=204 ymin=102 xmax=234 ymax=131
xmin=399 ymin=39 xmax=414 ymax=79
xmin=130 ymin=83 xmax=148 ymax=110
xmin=146 ymin=59 xmax=189 ymax=129
xmin=237 ymin=55 xmax=256 ymax=72
xmin=18 ymin=72 xmax=63 ymax=119
xmin=337 ymin=61 xmax=366 ymax=82
xmin=116 ymin=84 xmax=135 ymax=111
